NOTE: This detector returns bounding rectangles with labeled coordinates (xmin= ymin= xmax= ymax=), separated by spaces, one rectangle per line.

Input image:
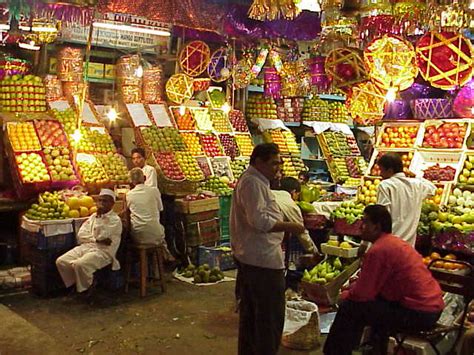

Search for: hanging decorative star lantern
xmin=248 ymin=0 xmax=301 ymax=21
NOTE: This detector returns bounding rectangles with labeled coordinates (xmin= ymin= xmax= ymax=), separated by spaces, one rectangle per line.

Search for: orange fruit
xmin=431 ymin=252 xmax=441 ymax=260
xmin=445 ymin=253 xmax=457 ymax=260
xmin=434 ymin=261 xmax=445 ymax=268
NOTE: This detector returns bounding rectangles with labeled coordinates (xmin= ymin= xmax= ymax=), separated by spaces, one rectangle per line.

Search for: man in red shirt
xmin=324 ymin=205 xmax=444 ymax=355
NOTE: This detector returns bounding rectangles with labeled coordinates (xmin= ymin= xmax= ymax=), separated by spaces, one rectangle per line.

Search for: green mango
xmin=300 ymin=186 xmax=313 ymax=203
xmin=302 ymin=270 xmax=311 ymax=282
xmin=298 ymin=201 xmax=316 ymax=213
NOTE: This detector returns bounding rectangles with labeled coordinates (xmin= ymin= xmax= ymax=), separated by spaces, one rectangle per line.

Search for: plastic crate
xmin=183 ymin=218 xmax=220 ymax=247
xmin=197 ymin=243 xmax=235 ymax=270
xmin=22 ymin=229 xmax=76 ymax=251
xmin=219 ymin=216 xmax=230 ymax=241
xmin=219 ymin=196 xmax=232 ymax=218
xmin=27 ymin=247 xmax=70 ymax=272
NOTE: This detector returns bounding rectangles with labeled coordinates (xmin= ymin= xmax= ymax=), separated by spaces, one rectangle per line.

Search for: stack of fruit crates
xmin=219 ymin=196 xmax=232 ymax=242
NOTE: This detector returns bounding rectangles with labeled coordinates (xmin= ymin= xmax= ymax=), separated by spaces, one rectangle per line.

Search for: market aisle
xmin=0 ymin=277 xmax=323 ymax=354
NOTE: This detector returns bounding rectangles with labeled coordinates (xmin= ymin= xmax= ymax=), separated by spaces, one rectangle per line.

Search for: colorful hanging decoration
xmin=207 ymin=48 xmax=230 ymax=83
xmin=359 ymin=15 xmax=395 ymax=43
xmin=364 ymin=35 xmax=417 ymax=92
xmin=166 ymin=74 xmax=194 ymax=104
xmin=347 ymin=81 xmax=386 ymax=125
xmin=269 ymin=50 xmax=284 ymax=74
xmin=264 ymin=68 xmax=281 ymax=100
xmin=248 ymin=0 xmax=301 ymax=21
xmin=308 ymin=56 xmax=331 ymax=93
xmin=251 ymin=47 xmax=269 ymax=78
xmin=280 ymin=60 xmax=310 ymax=97
xmin=0 ymin=55 xmax=30 ymax=80
xmin=416 ymin=31 xmax=474 ymax=90
xmin=325 ymin=48 xmax=367 ymax=89
xmin=360 ymin=0 xmax=392 ymax=18
xmin=429 ymin=1 xmax=470 ymax=31
xmin=143 ymin=66 xmax=164 ymax=104
xmin=392 ymin=1 xmax=427 ymax=36
xmin=453 ymin=79 xmax=474 ymax=118
xmin=233 ymin=58 xmax=252 ymax=89
xmin=179 ymin=41 xmax=211 ymax=78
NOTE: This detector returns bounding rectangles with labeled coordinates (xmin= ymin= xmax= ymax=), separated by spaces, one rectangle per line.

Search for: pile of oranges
xmin=422 ymin=252 xmax=466 ymax=271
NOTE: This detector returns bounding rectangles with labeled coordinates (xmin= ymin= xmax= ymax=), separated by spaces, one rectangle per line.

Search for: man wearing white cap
xmin=56 ymin=189 xmax=123 ymax=293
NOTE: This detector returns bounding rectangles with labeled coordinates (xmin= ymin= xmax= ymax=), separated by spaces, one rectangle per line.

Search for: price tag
xmin=127 ymin=103 xmax=152 ymax=127
xmin=49 ymin=100 xmax=70 ymax=111
xmin=82 ymin=102 xmax=100 ymax=124
xmin=149 ymin=104 xmax=173 ymax=127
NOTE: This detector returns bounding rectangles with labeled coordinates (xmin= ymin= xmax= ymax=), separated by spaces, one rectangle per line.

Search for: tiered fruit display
xmin=302 ymin=256 xmax=354 ymax=285
xmin=458 ymin=155 xmax=474 ymax=185
xmin=422 ymin=122 xmax=466 ymax=149
xmin=43 ymin=147 xmax=77 ymax=182
xmin=50 ymin=108 xmax=77 ymax=134
xmin=64 ymin=194 xmax=97 ymax=219
xmin=15 ymin=153 xmax=50 ymax=183
xmin=200 ymin=133 xmax=223 ymax=157
xmin=346 ymin=136 xmax=360 ymax=155
xmin=321 ymin=132 xmax=351 ymax=156
xmin=423 ymin=164 xmax=456 ymax=182
xmin=35 ymin=120 xmax=68 ymax=147
xmin=230 ymin=159 xmax=248 ymax=180
xmin=0 ymin=74 xmax=47 ymax=112
xmin=329 ymin=158 xmax=350 ymax=182
xmin=77 ymin=156 xmax=109 ymax=184
xmin=210 ymin=110 xmax=232 ymax=132
xmin=370 ymin=151 xmax=413 ymax=176
xmin=142 ymin=127 xmax=186 ymax=153
xmin=357 ymin=179 xmax=380 ymax=205
xmin=246 ymin=93 xmax=277 ymax=119
xmin=156 ymin=152 xmax=185 ymax=181
xmin=229 ymin=110 xmax=248 ymax=132
xmin=282 ymin=131 xmax=299 ymax=155
xmin=25 ymin=191 xmax=71 ymax=221
xmin=276 ymin=98 xmax=304 ymax=122
xmin=181 ymin=132 xmax=204 ymax=156
xmin=96 ymin=153 xmax=129 ymax=183
xmin=422 ymin=252 xmax=466 ymax=271
xmin=329 ymin=101 xmax=350 ymax=123
xmin=302 ymin=97 xmax=329 ymax=121
xmin=332 ymin=201 xmax=365 ymax=223
xmin=210 ymin=158 xmax=233 ymax=180
xmin=175 ymin=152 xmax=205 ymax=182
xmin=262 ymin=129 xmax=288 ymax=154
xmin=76 ymin=127 xmax=116 ymax=153
xmin=208 ymin=89 xmax=226 ymax=108
xmin=172 ymin=107 xmax=196 ymax=130
xmin=281 ymin=156 xmax=305 ymax=178
xmin=200 ymin=176 xmax=233 ymax=196
xmin=219 ymin=134 xmax=239 ymax=158
xmin=178 ymin=263 xmax=225 ymax=284
xmin=196 ymin=158 xmax=213 ymax=178
xmin=235 ymin=134 xmax=254 ymax=156
xmin=426 ymin=186 xmax=444 ymax=205
xmin=379 ymin=125 xmax=418 ymax=148
xmin=8 ymin=122 xmax=41 ymax=151
xmin=343 ymin=177 xmax=362 ymax=188
xmin=345 ymin=157 xmax=362 ymax=178
xmin=193 ymin=109 xmax=213 ymax=130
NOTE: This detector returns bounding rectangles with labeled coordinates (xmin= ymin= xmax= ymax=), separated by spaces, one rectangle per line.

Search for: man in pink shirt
xmin=324 ymin=205 xmax=444 ymax=355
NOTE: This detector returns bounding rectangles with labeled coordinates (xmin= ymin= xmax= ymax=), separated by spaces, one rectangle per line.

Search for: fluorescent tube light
xmin=92 ymin=22 xmax=171 ymax=37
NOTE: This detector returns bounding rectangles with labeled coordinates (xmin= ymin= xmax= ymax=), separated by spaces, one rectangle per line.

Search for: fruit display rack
xmin=230 ymin=158 xmax=249 ymax=180
xmin=180 ymin=131 xmax=205 ymax=156
xmin=375 ymin=122 xmax=420 ymax=149
xmin=139 ymin=126 xmax=187 ymax=153
xmin=75 ymin=127 xmax=116 ymax=154
xmin=276 ymin=98 xmax=304 ymax=123
xmin=229 ymin=110 xmax=249 ymax=132
xmin=210 ymin=109 xmax=233 ymax=133
xmin=170 ymin=106 xmax=197 ymax=130
xmin=7 ymin=122 xmax=42 ymax=152
xmin=191 ymin=108 xmax=213 ymax=131
xmin=246 ymin=93 xmax=277 ymax=120
xmin=76 ymin=153 xmax=110 ymax=194
xmin=234 ymin=134 xmax=254 ymax=157
xmin=367 ymin=150 xmax=414 ymax=177
xmin=411 ymin=150 xmax=462 ymax=183
xmin=302 ymin=97 xmax=350 ymax=123
xmin=456 ymin=153 xmax=474 ymax=186
xmin=317 ymin=131 xmax=353 ymax=158
xmin=218 ymin=134 xmax=240 ymax=159
xmin=210 ymin=157 xmax=234 ymax=181
xmin=199 ymin=133 xmax=224 ymax=157
xmin=281 ymin=156 xmax=306 ymax=178
xmin=416 ymin=120 xmax=468 ymax=150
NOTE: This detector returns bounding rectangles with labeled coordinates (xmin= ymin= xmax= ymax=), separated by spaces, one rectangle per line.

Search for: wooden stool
xmin=124 ymin=244 xmax=166 ymax=297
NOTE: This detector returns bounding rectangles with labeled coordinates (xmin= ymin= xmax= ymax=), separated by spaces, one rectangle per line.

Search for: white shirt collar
xmin=248 ymin=165 xmax=270 ymax=186
xmin=393 ymin=172 xmax=406 ymax=178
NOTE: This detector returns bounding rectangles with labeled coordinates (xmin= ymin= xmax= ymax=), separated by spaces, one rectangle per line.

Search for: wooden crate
xmin=175 ymin=197 xmax=219 ymax=214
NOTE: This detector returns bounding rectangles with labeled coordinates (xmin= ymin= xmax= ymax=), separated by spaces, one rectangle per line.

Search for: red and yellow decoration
xmin=325 ymin=48 xmax=368 ymax=89
xmin=165 ymin=74 xmax=194 ymax=104
xmin=347 ymin=81 xmax=386 ymax=125
xmin=179 ymin=41 xmax=211 ymax=77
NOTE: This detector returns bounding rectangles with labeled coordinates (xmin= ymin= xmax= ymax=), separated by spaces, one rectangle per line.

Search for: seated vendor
xmin=56 ymin=189 xmax=122 ymax=293
xmin=324 ymin=204 xmax=444 ymax=355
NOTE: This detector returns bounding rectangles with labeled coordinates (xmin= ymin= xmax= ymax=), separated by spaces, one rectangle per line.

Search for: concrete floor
xmin=0 ymin=275 xmax=324 ymax=355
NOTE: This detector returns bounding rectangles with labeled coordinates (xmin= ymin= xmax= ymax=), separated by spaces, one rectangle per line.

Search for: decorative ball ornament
xmin=416 ymin=32 xmax=474 ymax=90
xmin=233 ymin=59 xmax=252 ymax=89
xmin=207 ymin=48 xmax=231 ymax=83
xmin=179 ymin=41 xmax=211 ymax=77
xmin=347 ymin=81 xmax=386 ymax=125
xmin=325 ymin=48 xmax=368 ymax=88
xmin=165 ymin=74 xmax=194 ymax=104
xmin=364 ymin=35 xmax=417 ymax=91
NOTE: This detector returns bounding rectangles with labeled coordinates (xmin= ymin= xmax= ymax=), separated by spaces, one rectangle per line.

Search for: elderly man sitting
xmin=56 ymin=189 xmax=123 ymax=293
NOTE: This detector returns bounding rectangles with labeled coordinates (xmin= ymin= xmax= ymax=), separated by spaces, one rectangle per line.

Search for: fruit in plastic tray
xmin=15 ymin=152 xmax=50 ymax=183
xmin=379 ymin=125 xmax=418 ymax=148
xmin=77 ymin=158 xmax=109 ymax=184
xmin=345 ymin=157 xmax=361 ymax=178
xmin=282 ymin=131 xmax=299 ymax=154
xmin=96 ymin=152 xmax=129 ymax=183
xmin=172 ymin=107 xmax=196 ymax=130
xmin=175 ymin=152 xmax=204 ymax=182
xmin=422 ymin=252 xmax=466 ymax=271
xmin=210 ymin=110 xmax=232 ymax=132
xmin=156 ymin=152 xmax=185 ymax=181
xmin=458 ymin=155 xmax=474 ymax=185
xmin=200 ymin=176 xmax=233 ymax=196
xmin=50 ymin=108 xmax=77 ymax=134
xmin=235 ymin=134 xmax=253 ymax=156
xmin=8 ymin=122 xmax=41 ymax=151
xmin=25 ymin=191 xmax=72 ymax=221
xmin=142 ymin=126 xmax=186 ymax=153
xmin=200 ymin=133 xmax=223 ymax=157
xmin=43 ymin=147 xmax=77 ymax=182
xmin=276 ymin=98 xmax=304 ymax=122
xmin=371 ymin=152 xmax=413 ymax=176
xmin=35 ymin=120 xmax=68 ymax=147
xmin=246 ymin=93 xmax=277 ymax=119
xmin=219 ymin=134 xmax=239 ymax=158
xmin=210 ymin=158 xmax=233 ymax=179
xmin=230 ymin=159 xmax=248 ymax=179
xmin=0 ymin=74 xmax=47 ymax=113
xmin=357 ymin=179 xmax=380 ymax=205
xmin=229 ymin=110 xmax=248 ymax=132
xmin=423 ymin=164 xmax=456 ymax=181
xmin=181 ymin=132 xmax=204 ymax=156
xmin=422 ymin=122 xmax=466 ymax=149
xmin=346 ymin=136 xmax=360 ymax=155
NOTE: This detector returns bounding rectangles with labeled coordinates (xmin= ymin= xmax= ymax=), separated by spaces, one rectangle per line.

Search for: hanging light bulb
xmin=107 ymin=107 xmax=118 ymax=122
xmin=296 ymin=0 xmax=321 ymax=12
xmin=221 ymin=102 xmax=231 ymax=114
xmin=386 ymin=87 xmax=397 ymax=102
xmin=179 ymin=105 xmax=186 ymax=116
xmin=135 ymin=65 xmax=143 ymax=78
xmin=71 ymin=129 xmax=82 ymax=143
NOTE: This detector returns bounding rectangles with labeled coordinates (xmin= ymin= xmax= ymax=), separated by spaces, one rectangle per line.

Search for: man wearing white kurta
xmin=376 ymin=153 xmax=436 ymax=247
xmin=126 ymin=168 xmax=165 ymax=246
xmin=56 ymin=189 xmax=122 ymax=293
xmin=131 ymin=147 xmax=158 ymax=188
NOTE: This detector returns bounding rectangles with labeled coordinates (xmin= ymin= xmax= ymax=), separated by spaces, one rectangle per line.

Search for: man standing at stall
xmin=131 ymin=147 xmax=158 ymax=188
xmin=376 ymin=153 xmax=436 ymax=246
xmin=56 ymin=189 xmax=122 ymax=293
xmin=231 ymin=143 xmax=305 ymax=355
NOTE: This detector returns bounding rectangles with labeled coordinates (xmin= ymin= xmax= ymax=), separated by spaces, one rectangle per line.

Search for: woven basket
xmin=412 ymin=98 xmax=453 ymax=119
xmin=281 ymin=301 xmax=320 ymax=350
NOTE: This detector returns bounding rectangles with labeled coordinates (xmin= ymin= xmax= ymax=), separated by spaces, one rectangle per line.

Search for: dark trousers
xmin=323 ymin=299 xmax=441 ymax=355
xmin=238 ymin=262 xmax=285 ymax=355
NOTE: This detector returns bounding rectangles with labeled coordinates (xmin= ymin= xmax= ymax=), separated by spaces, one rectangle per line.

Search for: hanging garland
xmin=248 ymin=0 xmax=301 ymax=21
xmin=251 ymin=46 xmax=269 ymax=78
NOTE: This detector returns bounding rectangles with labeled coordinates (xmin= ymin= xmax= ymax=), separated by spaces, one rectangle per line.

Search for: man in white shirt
xmin=131 ymin=147 xmax=158 ymax=188
xmin=272 ymin=177 xmax=318 ymax=255
xmin=231 ymin=143 xmax=305 ymax=355
xmin=376 ymin=153 xmax=436 ymax=247
xmin=126 ymin=168 xmax=165 ymax=247
xmin=56 ymin=189 xmax=122 ymax=293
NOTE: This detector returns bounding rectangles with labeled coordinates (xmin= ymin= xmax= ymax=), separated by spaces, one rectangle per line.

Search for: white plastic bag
xmin=283 ymin=300 xmax=319 ymax=336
